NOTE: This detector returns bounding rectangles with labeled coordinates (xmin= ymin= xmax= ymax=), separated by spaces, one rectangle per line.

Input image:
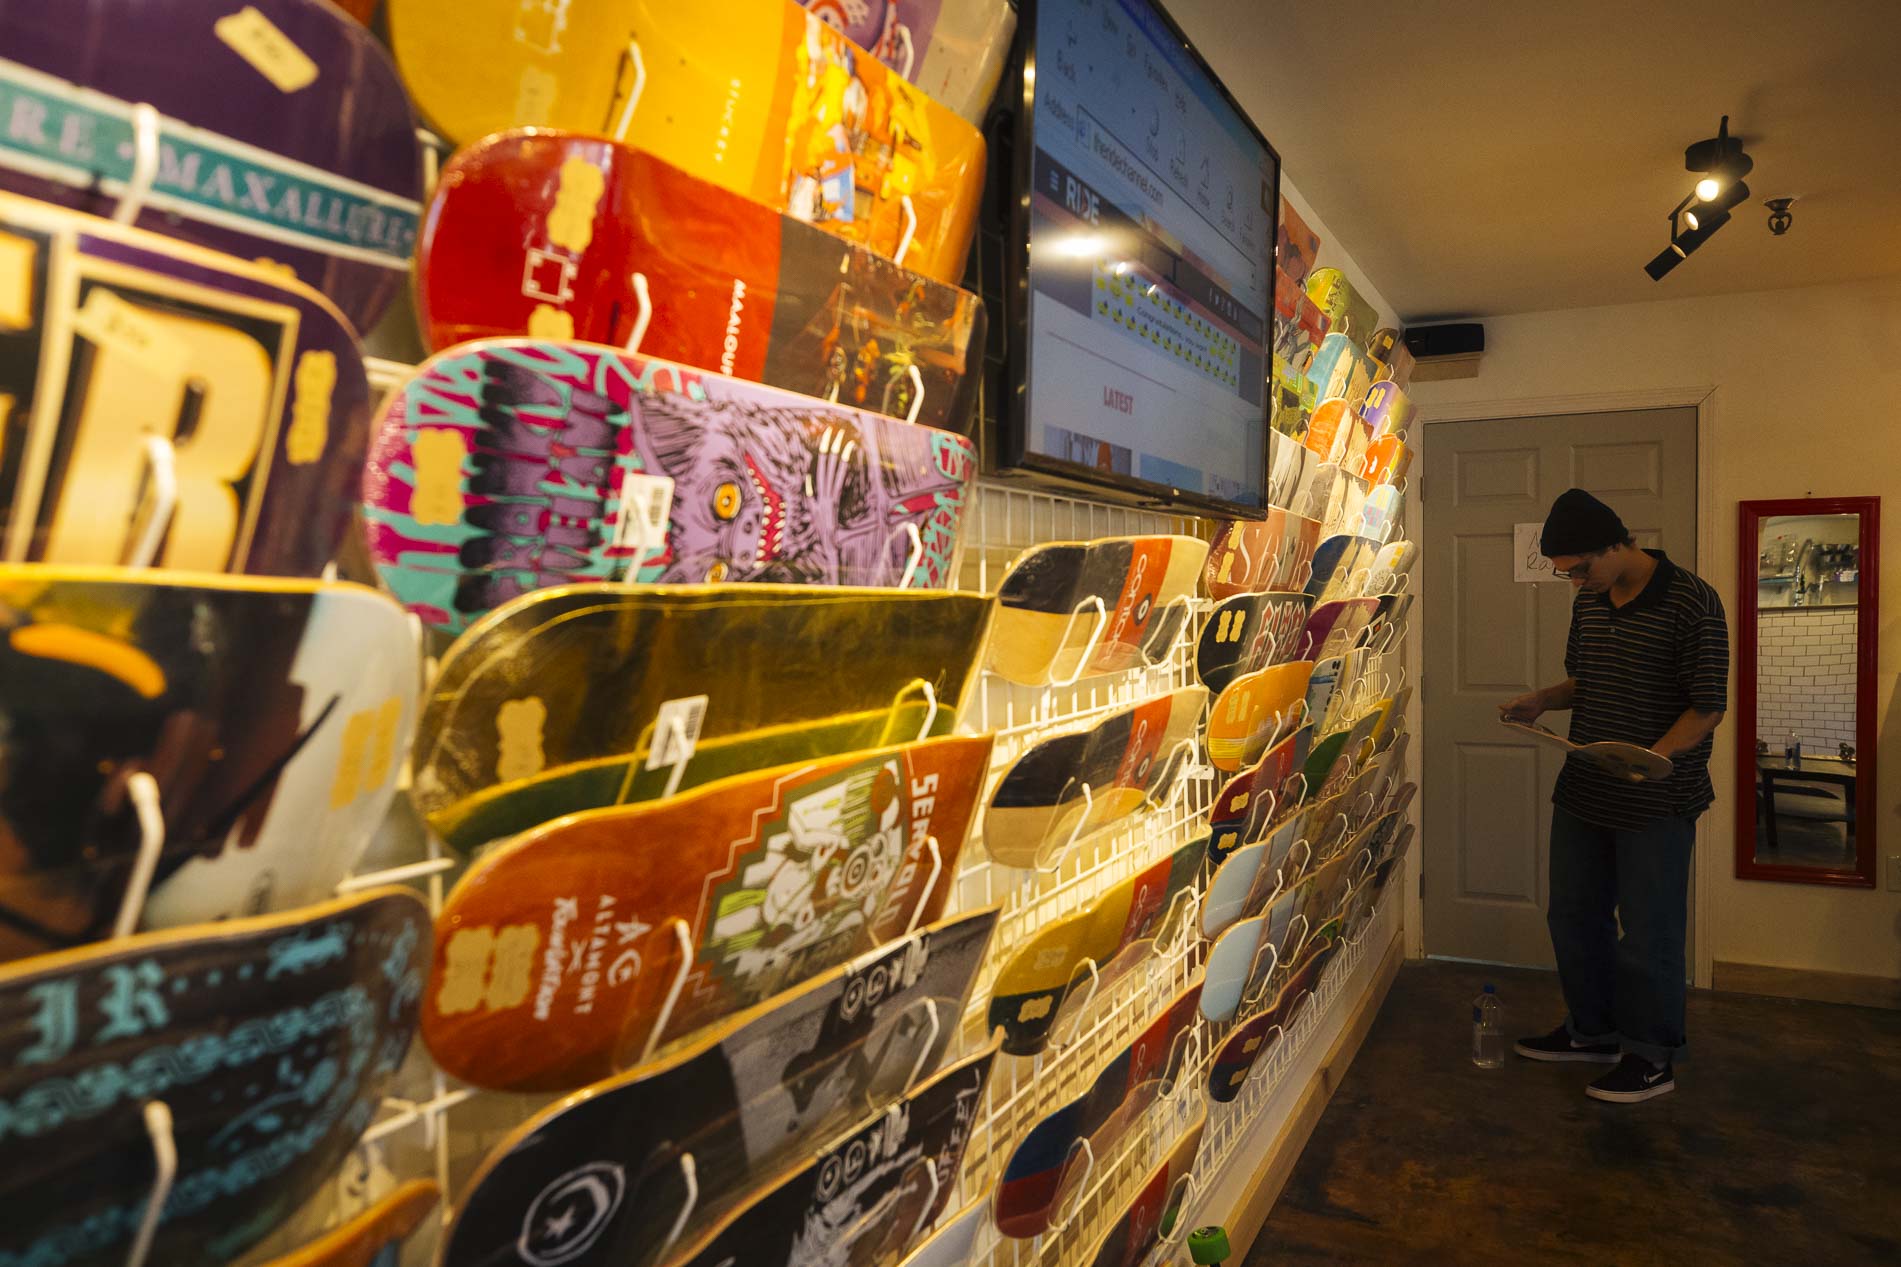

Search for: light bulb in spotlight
xmin=1684 ymin=208 xmax=1700 ymax=230
xmin=1696 ymin=177 xmax=1721 ymax=201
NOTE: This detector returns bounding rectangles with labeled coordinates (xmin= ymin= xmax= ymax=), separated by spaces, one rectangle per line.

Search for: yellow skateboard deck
xmin=387 ymin=0 xmax=984 ymax=284
xmin=1206 ymin=661 xmax=1314 ymax=773
xmin=410 ymin=584 xmax=993 ymax=849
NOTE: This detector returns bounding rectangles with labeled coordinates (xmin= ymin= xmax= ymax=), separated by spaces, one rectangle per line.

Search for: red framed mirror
xmin=1735 ymin=497 xmax=1879 ymax=886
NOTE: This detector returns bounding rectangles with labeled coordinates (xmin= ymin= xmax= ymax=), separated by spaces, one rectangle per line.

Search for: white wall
xmin=1758 ymin=608 xmax=1858 ymax=753
xmin=1411 ymin=274 xmax=1901 ymax=981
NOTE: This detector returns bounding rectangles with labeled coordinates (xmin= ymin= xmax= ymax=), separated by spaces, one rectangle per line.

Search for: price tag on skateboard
xmin=613 ymin=470 xmax=675 ymax=564
xmin=214 ymin=5 xmax=320 ymax=92
xmin=645 ymin=694 xmax=708 ymax=771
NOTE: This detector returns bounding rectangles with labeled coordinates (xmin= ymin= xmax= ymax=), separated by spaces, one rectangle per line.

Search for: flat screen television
xmin=979 ymin=0 xmax=1281 ymax=515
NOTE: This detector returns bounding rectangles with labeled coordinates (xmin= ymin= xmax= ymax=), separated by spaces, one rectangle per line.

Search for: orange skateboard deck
xmin=417 ymin=131 xmax=985 ymax=435
xmin=1203 ymin=510 xmax=1323 ymax=601
xmin=423 ymin=733 xmax=991 ymax=1091
xmin=390 ymin=0 xmax=983 ymax=283
xmin=408 ymin=584 xmax=993 ymax=850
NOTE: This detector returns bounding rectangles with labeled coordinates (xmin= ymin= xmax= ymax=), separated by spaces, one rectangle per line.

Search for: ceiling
xmin=1163 ymin=0 xmax=1901 ymax=321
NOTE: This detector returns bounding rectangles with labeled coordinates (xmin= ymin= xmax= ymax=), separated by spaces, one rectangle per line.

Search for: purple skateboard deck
xmin=0 ymin=0 xmax=422 ymax=334
xmin=0 ymin=191 xmax=369 ymax=577
xmin=361 ymin=338 xmax=978 ymax=633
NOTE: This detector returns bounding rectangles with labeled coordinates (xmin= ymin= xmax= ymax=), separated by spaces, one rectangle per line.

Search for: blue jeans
xmin=1547 ymin=805 xmax=1696 ymax=1066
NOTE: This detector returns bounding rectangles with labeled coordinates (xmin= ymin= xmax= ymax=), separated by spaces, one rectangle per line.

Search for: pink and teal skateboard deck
xmin=362 ymin=338 xmax=977 ymax=633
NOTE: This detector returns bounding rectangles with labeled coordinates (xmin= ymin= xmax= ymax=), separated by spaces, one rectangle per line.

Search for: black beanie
xmin=1541 ymin=488 xmax=1627 ymax=556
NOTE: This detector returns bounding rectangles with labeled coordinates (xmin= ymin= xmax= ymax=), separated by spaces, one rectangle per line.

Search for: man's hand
xmin=1500 ymin=690 xmax=1546 ymax=724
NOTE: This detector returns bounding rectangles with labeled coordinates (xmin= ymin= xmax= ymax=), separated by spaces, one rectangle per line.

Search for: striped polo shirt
xmin=1555 ymin=551 xmax=1729 ymax=828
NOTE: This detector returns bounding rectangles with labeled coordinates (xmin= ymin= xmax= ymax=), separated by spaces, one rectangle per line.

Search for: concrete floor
xmin=1244 ymin=960 xmax=1901 ymax=1265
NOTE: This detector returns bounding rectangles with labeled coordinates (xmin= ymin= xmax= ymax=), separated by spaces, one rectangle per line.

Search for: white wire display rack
xmin=235 ymin=474 xmax=1410 ymax=1267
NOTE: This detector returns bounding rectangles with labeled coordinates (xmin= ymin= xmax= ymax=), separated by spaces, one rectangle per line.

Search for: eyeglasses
xmin=1555 ymin=555 xmax=1603 ymax=580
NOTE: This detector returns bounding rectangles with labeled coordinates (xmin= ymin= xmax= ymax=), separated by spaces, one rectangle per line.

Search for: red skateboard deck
xmin=437 ymin=907 xmax=997 ymax=1267
xmin=417 ymin=131 xmax=985 ymax=434
xmin=0 ymin=887 xmax=427 ymax=1267
xmin=392 ymin=0 xmax=984 ymax=284
xmin=0 ymin=190 xmax=369 ymax=577
xmin=1081 ymin=1106 xmax=1207 ymax=1267
xmin=423 ymin=733 xmax=992 ymax=1092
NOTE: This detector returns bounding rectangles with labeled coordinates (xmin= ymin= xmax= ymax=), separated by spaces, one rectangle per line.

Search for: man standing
xmin=1500 ymin=488 xmax=1728 ymax=1103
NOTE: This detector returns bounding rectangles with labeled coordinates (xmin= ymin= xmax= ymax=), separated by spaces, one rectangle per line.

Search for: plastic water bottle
xmin=1785 ymin=732 xmax=1801 ymax=769
xmin=1471 ymin=984 xmax=1504 ymax=1068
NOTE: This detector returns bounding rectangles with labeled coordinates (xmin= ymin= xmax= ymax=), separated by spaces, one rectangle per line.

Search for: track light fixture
xmin=1644 ymin=115 xmax=1755 ymax=280
xmin=1765 ymin=197 xmax=1796 ymax=235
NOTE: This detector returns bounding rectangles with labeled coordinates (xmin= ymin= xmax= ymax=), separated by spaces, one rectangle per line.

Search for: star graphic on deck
xmin=542 ymin=1207 xmax=578 ymax=1241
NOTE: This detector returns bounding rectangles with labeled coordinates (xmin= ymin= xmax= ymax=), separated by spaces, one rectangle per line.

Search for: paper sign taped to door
xmin=1514 ymin=522 xmax=1563 ymax=583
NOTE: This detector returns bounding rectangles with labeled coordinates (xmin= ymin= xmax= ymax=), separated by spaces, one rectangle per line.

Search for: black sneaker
xmin=1512 ymin=1023 xmax=1620 ymax=1063
xmin=1585 ymin=1054 xmax=1676 ymax=1103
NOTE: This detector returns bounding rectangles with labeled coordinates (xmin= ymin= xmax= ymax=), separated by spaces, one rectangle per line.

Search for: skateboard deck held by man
xmin=391 ymin=0 xmax=984 ymax=283
xmin=0 ymin=191 xmax=371 ymax=577
xmin=422 ymin=734 xmax=992 ymax=1091
xmin=0 ymin=0 xmax=423 ymax=332
xmin=417 ymin=132 xmax=986 ymax=435
xmin=362 ymin=338 xmax=978 ymax=633
xmin=408 ymin=584 xmax=993 ymax=850
xmin=0 ymin=567 xmax=416 ymax=962
xmin=437 ymin=907 xmax=997 ymax=1267
xmin=1500 ymin=718 xmax=1674 ymax=781
xmin=0 ymin=887 xmax=428 ymax=1267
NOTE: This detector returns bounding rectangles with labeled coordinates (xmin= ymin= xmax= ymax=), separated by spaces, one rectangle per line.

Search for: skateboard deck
xmin=1277 ymin=198 xmax=1322 ymax=285
xmin=897 ymin=1196 xmax=987 ymax=1267
xmin=1500 ymin=719 xmax=1674 ymax=781
xmin=669 ymin=1039 xmax=997 ymax=1267
xmin=1081 ymin=1106 xmax=1206 ymax=1267
xmin=982 ymin=687 xmax=1206 ymax=869
xmin=1319 ymin=464 xmax=1371 ymax=542
xmin=1307 ymin=534 xmax=1383 ymax=603
xmin=416 ymin=132 xmax=985 ymax=435
xmin=1360 ymin=379 xmax=1416 ymax=441
xmin=0 ymin=190 xmax=370 ymax=576
xmin=988 ymin=536 xmax=1207 ymax=686
xmin=1299 ymin=727 xmax=1354 ymax=795
xmin=994 ymin=977 xmax=1202 ymax=1239
xmin=1201 ymin=880 xmax=1304 ymax=1023
xmin=423 ymin=733 xmax=991 ymax=1091
xmin=1207 ymin=931 xmax=1338 ymax=1103
xmin=1302 ymin=597 xmax=1381 ymax=664
xmin=1304 ymin=332 xmax=1374 ymax=411
xmin=361 ymin=338 xmax=977 ymax=633
xmin=1302 ymin=654 xmax=1346 ymax=731
xmin=0 ymin=0 xmax=422 ymax=333
xmin=1267 ymin=427 xmax=1323 ymax=513
xmin=1305 ymin=268 xmax=1378 ymax=348
xmin=986 ymin=837 xmax=1202 ymax=1056
xmin=408 ymin=584 xmax=992 ymax=850
xmin=1203 ymin=511 xmax=1322 ymax=602
xmin=800 ymin=0 xmax=1017 ymax=125
xmin=1203 ymin=785 xmax=1317 ymax=944
xmin=1195 ymin=590 xmax=1312 ymax=694
xmin=437 ymin=907 xmax=996 ymax=1267
xmin=1207 ymin=662 xmax=1313 ymax=774
xmin=1269 ymin=279 xmax=1327 ymax=434
xmin=1364 ymin=539 xmax=1417 ymax=596
xmin=1203 ymin=722 xmax=1312 ymax=869
xmin=1358 ymin=433 xmax=1412 ymax=487
xmin=0 ymin=567 xmax=416 ymax=961
xmin=1301 ymin=398 xmax=1363 ymax=465
xmin=1356 ymin=483 xmax=1405 ymax=544
xmin=258 ymin=1179 xmax=439 ymax=1267
xmin=0 ymin=887 xmax=427 ymax=1267
xmin=1366 ymin=328 xmax=1415 ymax=388
xmin=392 ymin=0 xmax=984 ymax=285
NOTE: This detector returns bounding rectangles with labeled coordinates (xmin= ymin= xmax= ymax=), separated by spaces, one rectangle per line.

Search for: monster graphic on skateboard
xmin=0 ymin=192 xmax=370 ymax=577
xmin=407 ymin=584 xmax=992 ymax=850
xmin=982 ymin=687 xmax=1207 ymax=868
xmin=417 ymin=133 xmax=985 ymax=434
xmin=0 ymin=0 xmax=422 ymax=331
xmin=0 ymin=568 xmax=416 ymax=962
xmin=363 ymin=338 xmax=978 ymax=633
xmin=437 ymin=908 xmax=996 ymax=1267
xmin=0 ymin=888 xmax=427 ymax=1267
xmin=423 ymin=734 xmax=991 ymax=1092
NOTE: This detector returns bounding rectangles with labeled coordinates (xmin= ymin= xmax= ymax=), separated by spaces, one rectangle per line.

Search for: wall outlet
xmin=1889 ymin=855 xmax=1901 ymax=893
